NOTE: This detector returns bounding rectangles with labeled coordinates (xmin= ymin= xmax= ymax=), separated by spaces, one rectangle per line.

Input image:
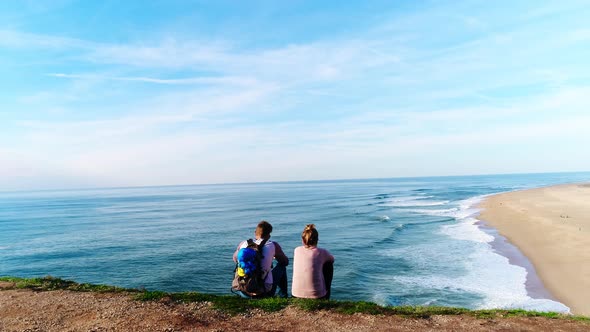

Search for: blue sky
xmin=1 ymin=0 xmax=590 ymax=190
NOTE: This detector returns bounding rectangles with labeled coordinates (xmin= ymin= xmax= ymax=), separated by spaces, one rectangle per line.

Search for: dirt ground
xmin=1 ymin=285 xmax=589 ymax=331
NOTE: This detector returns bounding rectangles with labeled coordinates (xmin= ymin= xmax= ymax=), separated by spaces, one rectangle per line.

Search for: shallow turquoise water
xmin=1 ymin=172 xmax=589 ymax=311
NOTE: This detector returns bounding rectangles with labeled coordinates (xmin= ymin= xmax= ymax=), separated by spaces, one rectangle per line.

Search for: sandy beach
xmin=479 ymin=183 xmax=590 ymax=316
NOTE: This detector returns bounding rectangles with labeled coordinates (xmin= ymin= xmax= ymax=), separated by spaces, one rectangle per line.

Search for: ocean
xmin=1 ymin=172 xmax=589 ymax=312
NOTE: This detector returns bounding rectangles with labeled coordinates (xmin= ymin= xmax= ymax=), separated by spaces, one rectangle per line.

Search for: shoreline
xmin=477 ymin=183 xmax=590 ymax=316
xmin=475 ymin=220 xmax=555 ymax=301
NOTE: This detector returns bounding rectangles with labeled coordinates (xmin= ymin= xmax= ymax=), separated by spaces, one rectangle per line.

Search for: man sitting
xmin=232 ymin=220 xmax=289 ymax=298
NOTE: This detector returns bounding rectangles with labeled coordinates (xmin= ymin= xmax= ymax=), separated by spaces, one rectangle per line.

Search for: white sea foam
xmin=405 ymin=206 xmax=480 ymax=219
xmin=406 ymin=207 xmax=458 ymax=217
xmin=378 ymin=195 xmax=570 ymax=313
xmin=434 ymin=196 xmax=571 ymax=313
xmin=404 ymin=195 xmax=485 ymax=218
xmin=387 ymin=267 xmax=569 ymax=312
xmin=440 ymin=217 xmax=494 ymax=243
xmin=383 ymin=197 xmax=449 ymax=207
xmin=379 ymin=215 xmax=391 ymax=221
xmin=395 ymin=194 xmax=433 ymax=200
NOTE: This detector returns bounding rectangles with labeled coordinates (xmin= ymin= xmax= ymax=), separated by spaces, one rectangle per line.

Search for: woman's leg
xmin=322 ymin=261 xmax=334 ymax=300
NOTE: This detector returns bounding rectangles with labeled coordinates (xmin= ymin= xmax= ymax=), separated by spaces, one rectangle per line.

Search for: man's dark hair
xmin=255 ymin=220 xmax=273 ymax=238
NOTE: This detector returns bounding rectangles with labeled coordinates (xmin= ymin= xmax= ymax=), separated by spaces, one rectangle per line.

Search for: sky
xmin=1 ymin=0 xmax=590 ymax=190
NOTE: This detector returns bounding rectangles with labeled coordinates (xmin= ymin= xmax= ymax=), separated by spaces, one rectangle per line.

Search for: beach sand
xmin=479 ymin=183 xmax=590 ymax=316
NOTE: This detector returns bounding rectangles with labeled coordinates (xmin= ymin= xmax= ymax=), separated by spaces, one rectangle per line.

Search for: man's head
xmin=255 ymin=220 xmax=273 ymax=239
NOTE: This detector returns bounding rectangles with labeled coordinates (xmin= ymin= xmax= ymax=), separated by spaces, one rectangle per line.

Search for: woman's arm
xmin=324 ymin=248 xmax=335 ymax=263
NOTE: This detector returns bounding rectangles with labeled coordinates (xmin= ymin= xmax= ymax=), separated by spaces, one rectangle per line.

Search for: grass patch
xmin=133 ymin=290 xmax=290 ymax=314
xmin=292 ymin=299 xmax=388 ymax=315
xmin=2 ymin=276 xmax=589 ymax=322
xmin=470 ymin=309 xmax=590 ymax=322
xmin=0 ymin=276 xmax=131 ymax=293
xmin=134 ymin=290 xmax=168 ymax=301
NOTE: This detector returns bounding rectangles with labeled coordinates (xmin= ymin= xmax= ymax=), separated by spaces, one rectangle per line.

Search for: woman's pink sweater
xmin=292 ymin=246 xmax=334 ymax=298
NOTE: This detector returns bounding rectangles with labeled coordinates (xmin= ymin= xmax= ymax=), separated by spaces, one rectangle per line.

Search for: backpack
xmin=232 ymin=238 xmax=269 ymax=297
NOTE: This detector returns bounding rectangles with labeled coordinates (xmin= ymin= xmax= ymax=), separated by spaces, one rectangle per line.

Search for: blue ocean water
xmin=1 ymin=172 xmax=589 ymax=312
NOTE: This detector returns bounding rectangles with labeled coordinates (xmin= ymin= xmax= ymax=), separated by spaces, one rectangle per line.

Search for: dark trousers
xmin=270 ymin=263 xmax=288 ymax=298
xmin=322 ymin=261 xmax=334 ymax=300
xmin=236 ymin=263 xmax=288 ymax=299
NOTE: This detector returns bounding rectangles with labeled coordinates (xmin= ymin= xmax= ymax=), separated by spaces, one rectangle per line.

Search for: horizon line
xmin=1 ymin=170 xmax=589 ymax=195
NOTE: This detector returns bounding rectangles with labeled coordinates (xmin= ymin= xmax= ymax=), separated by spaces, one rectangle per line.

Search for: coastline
xmin=475 ymin=220 xmax=554 ymax=300
xmin=478 ymin=183 xmax=590 ymax=316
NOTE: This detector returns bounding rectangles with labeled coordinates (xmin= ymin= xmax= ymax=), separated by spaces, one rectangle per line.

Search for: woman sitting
xmin=292 ymin=224 xmax=335 ymax=299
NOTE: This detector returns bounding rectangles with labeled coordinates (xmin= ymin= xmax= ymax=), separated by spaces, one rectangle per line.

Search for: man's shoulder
xmin=254 ymin=238 xmax=274 ymax=245
xmin=264 ymin=240 xmax=277 ymax=250
xmin=238 ymin=239 xmax=253 ymax=249
xmin=248 ymin=238 xmax=276 ymax=248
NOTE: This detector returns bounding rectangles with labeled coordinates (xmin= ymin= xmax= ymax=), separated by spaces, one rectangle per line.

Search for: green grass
xmin=0 ymin=276 xmax=131 ymax=293
xmin=2 ymin=276 xmax=589 ymax=322
xmin=133 ymin=290 xmax=290 ymax=314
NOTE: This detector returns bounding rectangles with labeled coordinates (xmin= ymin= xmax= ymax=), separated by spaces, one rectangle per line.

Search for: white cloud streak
xmin=47 ymin=73 xmax=259 ymax=86
xmin=3 ymin=1 xmax=590 ymax=189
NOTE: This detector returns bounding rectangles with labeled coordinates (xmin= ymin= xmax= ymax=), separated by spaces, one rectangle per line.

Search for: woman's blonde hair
xmin=301 ymin=224 xmax=319 ymax=247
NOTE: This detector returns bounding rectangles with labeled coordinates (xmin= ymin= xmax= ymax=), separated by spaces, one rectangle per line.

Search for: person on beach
xmin=292 ymin=224 xmax=335 ymax=299
xmin=232 ymin=220 xmax=289 ymax=298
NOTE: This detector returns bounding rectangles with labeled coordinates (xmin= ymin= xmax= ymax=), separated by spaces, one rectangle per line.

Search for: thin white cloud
xmin=0 ymin=29 xmax=88 ymax=49
xmin=84 ymin=39 xmax=232 ymax=69
xmin=2 ymin=27 xmax=403 ymax=85
xmin=568 ymin=28 xmax=590 ymax=42
xmin=3 ymin=1 xmax=590 ymax=189
xmin=47 ymin=73 xmax=258 ymax=86
xmin=19 ymin=84 xmax=278 ymax=143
